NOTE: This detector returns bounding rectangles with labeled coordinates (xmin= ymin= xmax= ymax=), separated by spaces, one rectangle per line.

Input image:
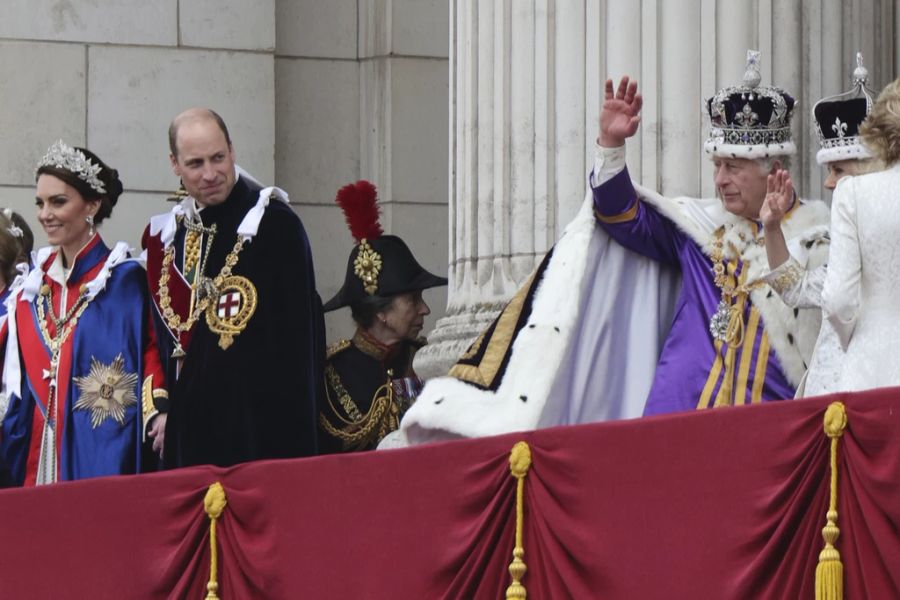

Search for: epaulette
xmin=326 ymin=339 xmax=352 ymax=359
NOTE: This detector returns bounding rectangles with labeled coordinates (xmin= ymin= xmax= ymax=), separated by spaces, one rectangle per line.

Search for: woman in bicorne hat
xmin=318 ymin=180 xmax=447 ymax=453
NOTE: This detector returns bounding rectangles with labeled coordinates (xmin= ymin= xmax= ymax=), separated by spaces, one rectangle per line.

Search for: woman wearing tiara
xmin=818 ymin=79 xmax=900 ymax=390
xmin=0 ymin=209 xmax=32 ymax=488
xmin=0 ymin=209 xmax=33 ymax=320
xmin=0 ymin=141 xmax=166 ymax=485
xmin=761 ymin=54 xmax=887 ymax=395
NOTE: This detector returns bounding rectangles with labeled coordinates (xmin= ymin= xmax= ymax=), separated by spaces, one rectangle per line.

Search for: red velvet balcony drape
xmin=0 ymin=389 xmax=898 ymax=599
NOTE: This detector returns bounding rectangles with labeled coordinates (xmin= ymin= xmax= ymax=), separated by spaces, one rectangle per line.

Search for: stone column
xmin=416 ymin=0 xmax=580 ymax=378
xmin=417 ymin=0 xmax=898 ymax=379
xmin=276 ymin=0 xmax=450 ymax=343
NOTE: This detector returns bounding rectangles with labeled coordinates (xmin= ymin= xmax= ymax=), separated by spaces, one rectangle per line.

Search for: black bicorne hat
xmin=323 ymin=180 xmax=447 ymax=312
xmin=813 ymin=52 xmax=877 ymax=165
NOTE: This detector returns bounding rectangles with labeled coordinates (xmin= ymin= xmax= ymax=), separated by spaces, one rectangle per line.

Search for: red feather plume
xmin=334 ymin=180 xmax=383 ymax=242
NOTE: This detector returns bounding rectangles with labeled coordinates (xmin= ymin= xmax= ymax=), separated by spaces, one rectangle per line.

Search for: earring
xmin=86 ymin=214 xmax=95 ymax=237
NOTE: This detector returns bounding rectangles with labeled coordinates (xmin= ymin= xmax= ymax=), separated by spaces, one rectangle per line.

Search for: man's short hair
xmin=168 ymin=108 xmax=233 ymax=158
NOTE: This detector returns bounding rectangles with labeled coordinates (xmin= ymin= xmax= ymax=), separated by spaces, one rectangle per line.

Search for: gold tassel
xmin=204 ymin=482 xmax=228 ymax=600
xmin=714 ymin=297 xmax=746 ymax=407
xmin=506 ymin=441 xmax=532 ymax=600
xmin=724 ymin=303 xmax=745 ymax=348
xmin=816 ymin=402 xmax=847 ymax=600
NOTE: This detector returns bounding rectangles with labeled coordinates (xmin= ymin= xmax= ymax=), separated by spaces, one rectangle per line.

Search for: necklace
xmin=34 ymin=282 xmax=95 ymax=484
xmin=157 ymin=221 xmax=248 ymax=357
xmin=37 ymin=284 xmax=92 ymax=352
xmin=708 ymin=226 xmax=765 ymax=347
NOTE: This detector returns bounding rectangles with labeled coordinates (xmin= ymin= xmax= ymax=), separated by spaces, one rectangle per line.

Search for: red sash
xmin=145 ymin=232 xmax=196 ymax=352
xmin=18 ymin=281 xmax=89 ymax=485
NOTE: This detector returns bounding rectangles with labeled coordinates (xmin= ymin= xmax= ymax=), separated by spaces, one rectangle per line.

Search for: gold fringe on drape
xmin=506 ymin=441 xmax=532 ymax=600
xmin=816 ymin=402 xmax=847 ymax=600
xmin=204 ymin=482 xmax=228 ymax=600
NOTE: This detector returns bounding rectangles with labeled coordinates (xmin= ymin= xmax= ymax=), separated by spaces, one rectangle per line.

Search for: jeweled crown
xmin=812 ymin=52 xmax=876 ymax=165
xmin=704 ymin=50 xmax=796 ymax=158
xmin=36 ymin=140 xmax=106 ymax=194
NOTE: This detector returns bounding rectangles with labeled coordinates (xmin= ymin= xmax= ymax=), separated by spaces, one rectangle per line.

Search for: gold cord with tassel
xmin=713 ymin=269 xmax=749 ymax=407
xmin=204 ymin=482 xmax=228 ymax=600
xmin=816 ymin=402 xmax=847 ymax=600
xmin=506 ymin=441 xmax=532 ymax=600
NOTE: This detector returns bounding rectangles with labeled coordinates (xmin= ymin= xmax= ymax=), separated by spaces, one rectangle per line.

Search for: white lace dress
xmin=765 ymin=258 xmax=843 ymax=397
xmin=820 ymin=167 xmax=900 ymax=391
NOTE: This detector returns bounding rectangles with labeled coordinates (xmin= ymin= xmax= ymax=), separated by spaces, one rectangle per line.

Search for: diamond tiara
xmin=1 ymin=208 xmax=22 ymax=239
xmin=36 ymin=140 xmax=106 ymax=194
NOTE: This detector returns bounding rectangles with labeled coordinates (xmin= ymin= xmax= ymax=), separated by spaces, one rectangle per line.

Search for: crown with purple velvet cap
xmin=705 ymin=50 xmax=796 ymax=160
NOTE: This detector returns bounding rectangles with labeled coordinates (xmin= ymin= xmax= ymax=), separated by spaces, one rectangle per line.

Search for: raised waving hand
xmin=599 ymin=76 xmax=643 ymax=147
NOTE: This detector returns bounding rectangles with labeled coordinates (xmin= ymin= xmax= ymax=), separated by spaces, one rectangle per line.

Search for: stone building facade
xmin=0 ymin=0 xmax=450 ymax=342
xmin=3 ymin=1 xmax=898 ymax=371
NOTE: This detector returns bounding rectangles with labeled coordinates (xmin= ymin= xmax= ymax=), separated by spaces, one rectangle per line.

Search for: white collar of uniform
xmin=149 ymin=165 xmax=288 ymax=247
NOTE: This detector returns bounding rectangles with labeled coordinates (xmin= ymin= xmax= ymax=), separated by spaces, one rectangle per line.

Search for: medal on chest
xmin=205 ymin=275 xmax=258 ymax=349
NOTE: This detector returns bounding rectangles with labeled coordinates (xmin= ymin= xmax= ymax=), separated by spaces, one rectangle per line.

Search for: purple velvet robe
xmin=593 ymin=168 xmax=795 ymax=415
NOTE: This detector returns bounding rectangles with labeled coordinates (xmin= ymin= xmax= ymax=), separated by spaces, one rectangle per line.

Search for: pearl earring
xmin=86 ymin=214 xmax=95 ymax=237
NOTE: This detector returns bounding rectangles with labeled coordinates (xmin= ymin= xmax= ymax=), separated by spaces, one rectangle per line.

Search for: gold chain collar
xmin=157 ymin=225 xmax=247 ymax=339
xmin=708 ymin=225 xmax=766 ymax=347
xmin=34 ymin=283 xmax=96 ymax=485
xmin=37 ymin=284 xmax=93 ymax=353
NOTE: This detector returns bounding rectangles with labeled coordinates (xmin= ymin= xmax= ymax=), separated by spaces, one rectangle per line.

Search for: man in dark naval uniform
xmin=143 ymin=107 xmax=324 ymax=467
xmin=319 ymin=180 xmax=447 ymax=452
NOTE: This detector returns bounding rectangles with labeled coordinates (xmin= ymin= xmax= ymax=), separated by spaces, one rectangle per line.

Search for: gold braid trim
xmin=141 ymin=376 xmax=156 ymax=423
xmin=768 ymin=258 xmax=805 ymax=296
xmin=320 ymin=366 xmax=399 ymax=450
xmin=816 ymin=402 xmax=847 ymax=600
xmin=449 ymin=271 xmax=536 ymax=387
xmin=506 ymin=441 xmax=532 ymax=600
xmin=141 ymin=376 xmax=169 ymax=441
xmin=593 ymin=200 xmax=639 ymax=224
xmin=326 ymin=339 xmax=351 ymax=359
xmin=141 ymin=376 xmax=157 ymax=442
xmin=204 ymin=482 xmax=228 ymax=600
xmin=324 ymin=365 xmax=363 ymax=422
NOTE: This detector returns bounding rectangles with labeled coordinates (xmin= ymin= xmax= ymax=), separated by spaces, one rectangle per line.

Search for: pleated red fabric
xmin=0 ymin=389 xmax=898 ymax=599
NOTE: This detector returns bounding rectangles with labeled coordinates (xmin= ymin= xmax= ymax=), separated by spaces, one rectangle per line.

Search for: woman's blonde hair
xmin=860 ymin=78 xmax=900 ymax=166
